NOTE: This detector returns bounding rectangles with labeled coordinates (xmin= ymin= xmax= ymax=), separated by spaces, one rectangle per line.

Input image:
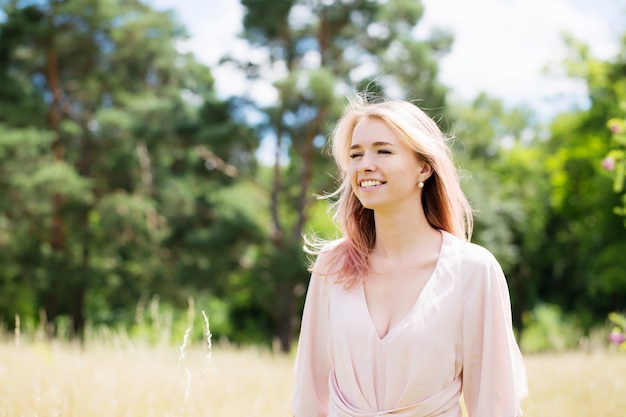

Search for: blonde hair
xmin=309 ymin=95 xmax=473 ymax=288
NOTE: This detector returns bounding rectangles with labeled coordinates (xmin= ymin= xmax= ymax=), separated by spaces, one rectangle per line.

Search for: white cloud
xmin=420 ymin=0 xmax=622 ymax=116
xmin=150 ymin=0 xmax=244 ymax=65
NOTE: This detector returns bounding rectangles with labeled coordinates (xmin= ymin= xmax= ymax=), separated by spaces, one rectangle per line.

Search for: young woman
xmin=292 ymin=96 xmax=528 ymax=417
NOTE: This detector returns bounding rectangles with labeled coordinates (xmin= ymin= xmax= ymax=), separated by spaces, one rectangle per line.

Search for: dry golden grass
xmin=523 ymin=350 xmax=626 ymax=417
xmin=0 ymin=339 xmax=294 ymax=417
xmin=1 ymin=338 xmax=626 ymax=417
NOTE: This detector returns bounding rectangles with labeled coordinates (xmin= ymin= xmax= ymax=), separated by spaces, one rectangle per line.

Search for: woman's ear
xmin=419 ymin=163 xmax=433 ymax=180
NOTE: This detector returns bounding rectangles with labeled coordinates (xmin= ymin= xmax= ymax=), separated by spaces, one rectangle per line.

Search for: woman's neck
xmin=372 ymin=205 xmax=439 ymax=259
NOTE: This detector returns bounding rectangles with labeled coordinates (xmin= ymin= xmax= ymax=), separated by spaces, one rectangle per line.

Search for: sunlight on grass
xmin=0 ymin=340 xmax=294 ymax=417
xmin=1 ymin=338 xmax=626 ymax=416
xmin=523 ymin=351 xmax=626 ymax=417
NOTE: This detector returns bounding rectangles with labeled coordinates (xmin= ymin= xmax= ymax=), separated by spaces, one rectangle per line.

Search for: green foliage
xmin=525 ymin=31 xmax=626 ymax=329
xmin=604 ymin=118 xmax=626 ymax=218
xmin=536 ymin=109 xmax=626 ymax=323
xmin=304 ymin=199 xmax=341 ymax=241
xmin=29 ymin=162 xmax=93 ymax=202
xmin=520 ymin=304 xmax=583 ymax=353
xmin=0 ymin=0 xmax=262 ymax=343
xmin=0 ymin=125 xmax=55 ymax=157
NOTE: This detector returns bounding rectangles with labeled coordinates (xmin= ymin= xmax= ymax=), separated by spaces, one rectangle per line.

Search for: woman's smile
xmin=360 ymin=179 xmax=385 ymax=189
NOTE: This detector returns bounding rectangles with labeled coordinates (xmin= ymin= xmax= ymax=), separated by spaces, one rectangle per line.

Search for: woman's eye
xmin=349 ymin=153 xmax=362 ymax=159
xmin=378 ymin=149 xmax=391 ymax=154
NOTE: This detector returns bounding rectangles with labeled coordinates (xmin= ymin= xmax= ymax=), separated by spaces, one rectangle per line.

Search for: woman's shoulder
xmin=310 ymin=238 xmax=345 ymax=276
xmin=442 ymin=231 xmax=499 ymax=270
xmin=441 ymin=233 xmax=507 ymax=298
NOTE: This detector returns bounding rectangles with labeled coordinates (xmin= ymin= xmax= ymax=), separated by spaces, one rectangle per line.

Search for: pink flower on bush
xmin=608 ymin=312 xmax=626 ymax=349
xmin=609 ymin=122 xmax=621 ymax=133
xmin=602 ymin=156 xmax=615 ymax=171
xmin=609 ymin=330 xmax=625 ymax=344
xmin=609 ymin=120 xmax=623 ymax=134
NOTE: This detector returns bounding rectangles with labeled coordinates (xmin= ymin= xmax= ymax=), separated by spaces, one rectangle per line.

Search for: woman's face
xmin=348 ymin=117 xmax=425 ymax=213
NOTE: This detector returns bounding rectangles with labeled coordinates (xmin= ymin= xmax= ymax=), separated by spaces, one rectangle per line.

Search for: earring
xmin=418 ymin=178 xmax=424 ymax=188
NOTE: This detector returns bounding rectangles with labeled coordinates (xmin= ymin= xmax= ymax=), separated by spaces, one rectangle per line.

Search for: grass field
xmin=1 ymin=338 xmax=625 ymax=417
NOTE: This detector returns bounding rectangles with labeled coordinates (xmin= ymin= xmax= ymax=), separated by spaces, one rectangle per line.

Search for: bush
xmin=520 ymin=303 xmax=583 ymax=353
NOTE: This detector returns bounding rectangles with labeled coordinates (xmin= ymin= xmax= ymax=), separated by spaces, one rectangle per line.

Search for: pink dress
xmin=293 ymin=231 xmax=528 ymax=417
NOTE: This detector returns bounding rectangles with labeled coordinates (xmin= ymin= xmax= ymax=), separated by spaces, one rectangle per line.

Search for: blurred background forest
xmin=0 ymin=0 xmax=625 ymax=354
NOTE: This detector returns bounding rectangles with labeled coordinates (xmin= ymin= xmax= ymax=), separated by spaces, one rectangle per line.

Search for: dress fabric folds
xmin=293 ymin=231 xmax=528 ymax=417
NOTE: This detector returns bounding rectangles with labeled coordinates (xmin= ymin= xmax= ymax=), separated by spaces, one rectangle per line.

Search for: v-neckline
xmin=361 ymin=230 xmax=448 ymax=342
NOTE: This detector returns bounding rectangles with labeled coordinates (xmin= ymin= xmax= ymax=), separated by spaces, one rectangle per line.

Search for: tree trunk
xmin=44 ymin=38 xmax=65 ymax=336
xmin=275 ymin=280 xmax=295 ymax=353
xmin=47 ymin=46 xmax=66 ymax=251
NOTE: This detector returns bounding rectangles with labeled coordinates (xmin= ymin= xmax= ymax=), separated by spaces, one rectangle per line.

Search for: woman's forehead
xmin=350 ymin=117 xmax=417 ymax=153
xmin=351 ymin=118 xmax=396 ymax=143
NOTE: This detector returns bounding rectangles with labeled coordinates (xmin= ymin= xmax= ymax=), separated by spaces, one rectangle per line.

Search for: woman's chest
xmin=329 ymin=273 xmax=463 ymax=346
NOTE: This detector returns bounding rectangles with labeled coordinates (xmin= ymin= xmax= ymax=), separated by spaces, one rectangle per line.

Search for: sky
xmin=150 ymin=0 xmax=625 ymax=120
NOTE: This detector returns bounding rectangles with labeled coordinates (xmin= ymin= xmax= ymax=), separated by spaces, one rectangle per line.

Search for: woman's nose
xmin=358 ymin=154 xmax=376 ymax=172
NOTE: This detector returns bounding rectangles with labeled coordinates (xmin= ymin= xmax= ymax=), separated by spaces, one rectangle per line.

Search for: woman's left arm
xmin=461 ymin=251 xmax=529 ymax=417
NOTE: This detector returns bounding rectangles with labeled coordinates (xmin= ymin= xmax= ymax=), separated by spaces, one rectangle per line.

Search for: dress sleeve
xmin=292 ymin=267 xmax=331 ymax=417
xmin=462 ymin=252 xmax=528 ymax=417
